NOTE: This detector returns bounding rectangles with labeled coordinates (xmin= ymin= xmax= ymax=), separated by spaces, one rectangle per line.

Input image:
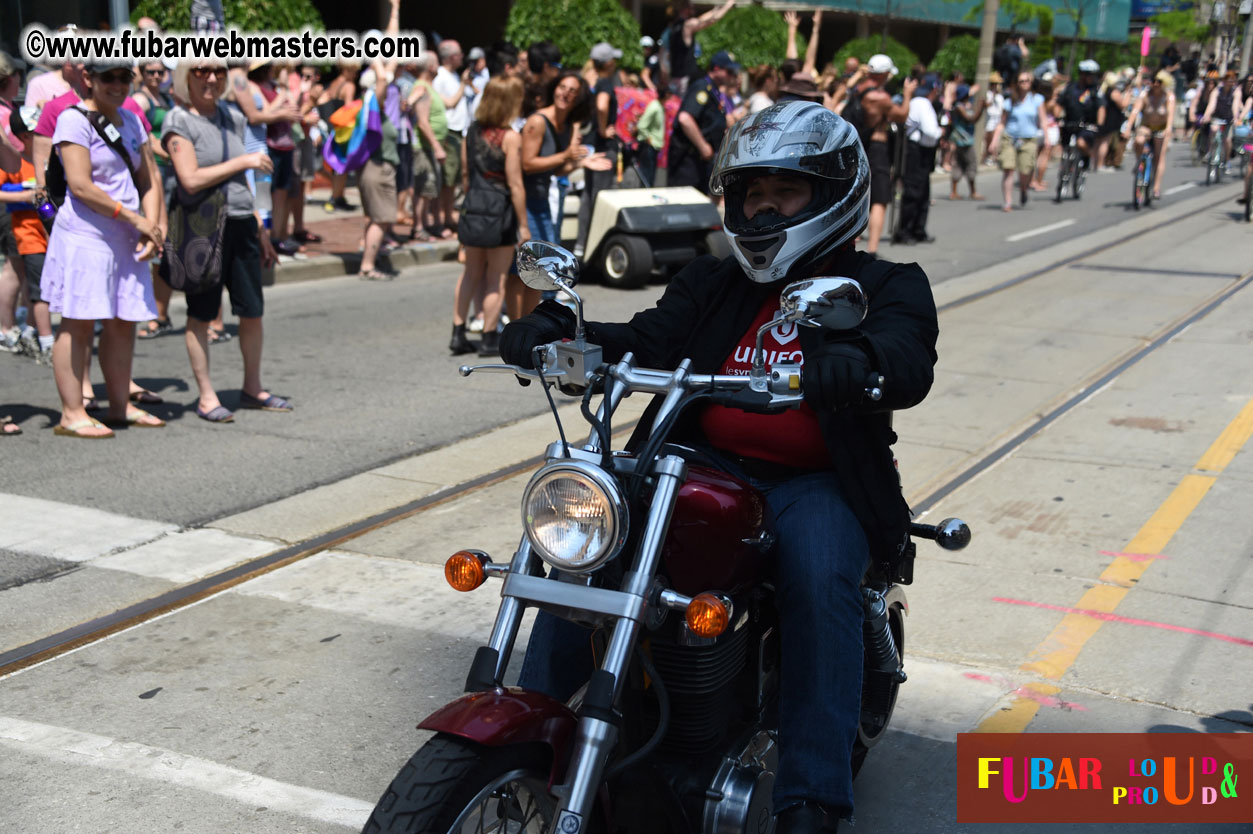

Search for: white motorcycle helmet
xmin=709 ymin=101 xmax=870 ymax=284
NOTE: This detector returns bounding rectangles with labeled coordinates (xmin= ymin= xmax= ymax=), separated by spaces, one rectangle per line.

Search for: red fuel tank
xmin=661 ymin=465 xmax=770 ymax=596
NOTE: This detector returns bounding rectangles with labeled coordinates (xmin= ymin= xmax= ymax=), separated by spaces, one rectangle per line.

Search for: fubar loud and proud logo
xmin=956 ymin=733 xmax=1250 ymax=823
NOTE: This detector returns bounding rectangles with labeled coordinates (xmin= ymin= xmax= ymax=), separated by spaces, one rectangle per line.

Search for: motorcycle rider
xmin=500 ymin=101 xmax=939 ymax=833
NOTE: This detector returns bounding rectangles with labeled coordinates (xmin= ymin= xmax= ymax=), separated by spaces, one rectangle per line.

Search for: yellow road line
xmin=1195 ymin=397 xmax=1253 ymax=473
xmin=973 ymin=397 xmax=1253 ymax=734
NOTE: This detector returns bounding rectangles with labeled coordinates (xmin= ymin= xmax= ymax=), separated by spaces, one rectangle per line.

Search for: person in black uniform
xmin=668 ymin=50 xmax=740 ymax=194
xmin=1054 ymin=59 xmax=1104 ymax=171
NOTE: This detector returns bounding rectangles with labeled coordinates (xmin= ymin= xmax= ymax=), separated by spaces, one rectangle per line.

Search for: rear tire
xmin=1244 ymin=176 xmax=1252 ymax=223
xmin=600 ymin=234 xmax=653 ymax=290
xmin=1055 ymin=152 xmax=1069 ymax=203
xmin=851 ymin=602 xmax=905 ymax=778
xmin=1073 ymin=156 xmax=1086 ymax=199
xmin=362 ymin=734 xmax=556 ymax=834
xmin=1132 ymin=162 xmax=1142 ymax=210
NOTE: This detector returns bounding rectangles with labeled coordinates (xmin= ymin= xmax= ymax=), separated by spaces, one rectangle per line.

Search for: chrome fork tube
xmin=548 ymin=456 xmax=687 ymax=832
xmin=486 ymin=536 xmax=535 ymax=681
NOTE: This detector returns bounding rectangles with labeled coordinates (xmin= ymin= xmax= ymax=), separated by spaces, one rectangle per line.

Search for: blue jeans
xmin=525 ymin=196 xmax=557 ymax=244
xmin=517 ymin=451 xmax=870 ymax=818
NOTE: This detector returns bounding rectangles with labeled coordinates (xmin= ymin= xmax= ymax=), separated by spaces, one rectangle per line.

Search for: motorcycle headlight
xmin=522 ymin=460 xmax=628 ymax=573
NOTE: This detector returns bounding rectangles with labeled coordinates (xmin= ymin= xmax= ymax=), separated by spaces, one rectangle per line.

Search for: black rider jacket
xmin=583 ymin=246 xmax=939 ymax=572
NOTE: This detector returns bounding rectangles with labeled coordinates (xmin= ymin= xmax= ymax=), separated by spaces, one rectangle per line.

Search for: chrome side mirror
xmin=517 ymin=241 xmax=586 ymax=341
xmin=517 ymin=240 xmax=580 ymax=292
xmin=779 ymin=277 xmax=868 ymax=331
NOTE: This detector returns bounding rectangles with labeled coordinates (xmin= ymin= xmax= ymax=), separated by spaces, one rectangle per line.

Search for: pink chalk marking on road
xmin=1099 ymin=550 xmax=1168 ymax=562
xmin=992 ymin=597 xmax=1253 ymax=647
xmin=961 ymin=672 xmax=1088 ymax=711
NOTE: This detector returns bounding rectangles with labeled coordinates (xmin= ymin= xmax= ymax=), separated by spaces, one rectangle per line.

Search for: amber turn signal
xmin=685 ymin=593 xmax=730 ymax=638
xmin=445 ymin=551 xmax=487 ymax=592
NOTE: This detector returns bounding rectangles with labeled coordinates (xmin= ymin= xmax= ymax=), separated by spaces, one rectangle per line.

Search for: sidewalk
xmin=268 ymin=182 xmax=458 ymax=285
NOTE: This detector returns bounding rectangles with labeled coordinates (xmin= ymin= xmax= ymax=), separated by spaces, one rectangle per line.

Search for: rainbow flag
xmin=322 ymin=88 xmax=381 ymax=174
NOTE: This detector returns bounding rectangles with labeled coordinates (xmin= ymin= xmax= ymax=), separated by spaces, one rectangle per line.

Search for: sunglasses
xmin=190 ymin=67 xmax=225 ymax=79
xmin=143 ymin=68 xmax=165 ymax=76
xmin=96 ymin=70 xmax=132 ymax=85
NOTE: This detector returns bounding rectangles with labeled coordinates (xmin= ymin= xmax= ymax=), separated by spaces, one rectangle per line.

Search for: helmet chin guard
xmin=711 ymin=102 xmax=871 ymax=283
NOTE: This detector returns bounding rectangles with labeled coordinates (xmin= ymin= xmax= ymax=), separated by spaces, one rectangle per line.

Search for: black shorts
xmin=395 ymin=143 xmax=415 ymax=192
xmin=23 ymin=252 xmax=46 ymax=303
xmin=0 ymin=214 xmax=16 ymax=258
xmin=867 ymin=140 xmax=892 ymax=206
xmin=1060 ymin=127 xmax=1097 ymax=148
xmin=667 ymin=153 xmax=712 ymax=193
xmin=268 ymin=147 xmax=296 ymax=191
xmin=186 ymin=216 xmax=265 ymax=322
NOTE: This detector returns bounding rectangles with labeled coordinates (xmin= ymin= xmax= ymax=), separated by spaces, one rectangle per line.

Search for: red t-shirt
xmin=699 ymin=295 xmax=830 ymax=468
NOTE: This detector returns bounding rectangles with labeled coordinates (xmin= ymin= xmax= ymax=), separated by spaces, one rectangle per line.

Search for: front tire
xmin=363 ymin=734 xmax=556 ymax=833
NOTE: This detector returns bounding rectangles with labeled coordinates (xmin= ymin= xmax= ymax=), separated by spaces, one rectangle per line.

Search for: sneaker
xmin=37 ymin=346 xmax=53 ymax=366
xmin=17 ymin=332 xmax=39 ymax=358
xmin=332 ymin=196 xmax=357 ymax=212
xmin=467 ymin=314 xmax=485 ymax=334
xmin=0 ymin=326 xmax=18 ymax=352
xmin=272 ymin=238 xmax=302 ymax=257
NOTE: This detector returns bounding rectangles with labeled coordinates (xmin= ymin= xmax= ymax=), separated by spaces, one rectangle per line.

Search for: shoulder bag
xmin=159 ymin=105 xmax=230 ymax=295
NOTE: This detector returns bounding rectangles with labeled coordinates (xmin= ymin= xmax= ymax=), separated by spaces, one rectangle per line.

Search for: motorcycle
xmin=362 ymin=241 xmax=971 ymax=834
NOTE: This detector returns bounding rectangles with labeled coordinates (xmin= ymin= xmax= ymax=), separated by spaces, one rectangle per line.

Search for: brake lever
xmin=458 ymin=363 xmax=567 ymax=381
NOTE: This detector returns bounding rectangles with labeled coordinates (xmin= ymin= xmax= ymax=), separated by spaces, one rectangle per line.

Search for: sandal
xmin=359 ymin=268 xmax=396 ymax=281
xmin=84 ymin=397 xmax=101 ymax=412
xmin=208 ymin=328 xmax=232 ymax=345
xmin=54 ymin=418 xmax=114 ymax=439
xmin=239 ymin=391 xmax=293 ymax=412
xmin=104 ymin=408 xmax=166 ymax=429
xmin=137 ymin=318 xmax=173 ymax=340
xmin=291 ymin=229 xmax=323 ymax=244
xmin=196 ymin=404 xmax=235 ymax=423
xmin=129 ymin=389 xmax=164 ymax=405
xmin=1 ymin=415 xmax=20 ymax=436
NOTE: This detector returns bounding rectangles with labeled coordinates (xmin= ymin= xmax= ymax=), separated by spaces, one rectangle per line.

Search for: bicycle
xmin=1132 ymin=143 xmax=1153 ymax=210
xmin=1205 ymin=119 xmax=1228 ymax=185
xmin=1055 ymin=126 xmax=1092 ymax=202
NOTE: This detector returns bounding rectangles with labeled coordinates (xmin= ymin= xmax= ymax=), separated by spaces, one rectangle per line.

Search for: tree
xmin=929 ymin=34 xmax=980 ymax=78
xmin=1149 ymin=9 xmax=1212 ymax=45
xmin=1054 ymin=0 xmax=1093 ymax=75
xmin=695 ymin=5 xmax=798 ymax=72
xmin=833 ymin=36 xmax=920 ymax=82
xmin=961 ymin=0 xmax=1054 ymax=36
xmin=131 ymin=0 xmax=323 ymax=32
xmin=505 ymin=0 xmax=643 ymax=72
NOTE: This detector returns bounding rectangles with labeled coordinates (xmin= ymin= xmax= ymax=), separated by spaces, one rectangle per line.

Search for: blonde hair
xmin=474 ymin=76 xmax=524 ymax=128
xmin=172 ymin=58 xmax=228 ymax=103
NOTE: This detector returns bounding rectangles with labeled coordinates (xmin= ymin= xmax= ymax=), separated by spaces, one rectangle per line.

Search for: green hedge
xmin=833 ymin=36 xmax=920 ymax=81
xmin=506 ymin=0 xmax=643 ymax=72
xmin=695 ymin=6 xmax=800 ymax=72
xmin=928 ymin=34 xmax=979 ymax=79
xmin=131 ymin=0 xmax=323 ymax=32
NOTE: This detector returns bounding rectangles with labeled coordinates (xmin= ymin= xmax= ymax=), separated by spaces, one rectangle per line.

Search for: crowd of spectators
xmin=1 ymin=1 xmax=1249 ymax=437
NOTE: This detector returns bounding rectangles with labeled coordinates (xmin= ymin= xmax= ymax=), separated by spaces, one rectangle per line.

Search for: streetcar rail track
xmin=1 ymin=188 xmax=1247 ymax=679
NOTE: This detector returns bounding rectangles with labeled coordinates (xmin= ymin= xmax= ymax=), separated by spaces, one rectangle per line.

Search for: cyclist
xmin=1189 ymin=73 xmax=1217 ymax=160
xmin=1123 ymin=70 xmax=1175 ymax=199
xmin=1054 ymin=59 xmax=1104 ymax=172
xmin=1236 ymin=92 xmax=1253 ymax=205
xmin=1199 ymin=69 xmax=1243 ymax=174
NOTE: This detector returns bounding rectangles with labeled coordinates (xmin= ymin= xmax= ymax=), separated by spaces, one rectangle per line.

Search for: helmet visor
xmin=721 ymin=169 xmax=852 ymax=236
xmin=711 ymin=109 xmax=862 ymax=194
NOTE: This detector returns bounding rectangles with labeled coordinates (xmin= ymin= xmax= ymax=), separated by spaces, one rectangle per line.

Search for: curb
xmin=267 ymin=240 xmax=460 ymax=285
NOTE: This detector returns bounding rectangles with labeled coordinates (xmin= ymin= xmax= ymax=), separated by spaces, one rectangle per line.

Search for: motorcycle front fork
xmin=481 ymin=456 xmax=689 ymax=834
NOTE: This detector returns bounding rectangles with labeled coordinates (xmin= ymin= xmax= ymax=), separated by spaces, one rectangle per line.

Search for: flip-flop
xmin=84 ymin=397 xmax=101 ymax=412
xmin=1 ymin=416 xmax=20 ymax=436
xmin=208 ymin=328 xmax=232 ymax=345
xmin=54 ymin=418 xmax=114 ymax=439
xmin=359 ymin=268 xmax=396 ymax=281
xmin=137 ymin=318 xmax=173 ymax=340
xmin=196 ymin=405 xmax=235 ymax=423
xmin=104 ymin=408 xmax=166 ymax=429
xmin=129 ymin=389 xmax=164 ymax=405
xmin=291 ymin=229 xmax=323 ymax=244
xmin=239 ymin=392 xmax=293 ymax=412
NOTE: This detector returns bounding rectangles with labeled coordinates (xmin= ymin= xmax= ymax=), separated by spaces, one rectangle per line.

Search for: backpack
xmin=842 ymin=84 xmax=876 ymax=144
xmin=45 ymin=106 xmax=140 ymax=208
xmin=994 ymin=43 xmax=1021 ymax=80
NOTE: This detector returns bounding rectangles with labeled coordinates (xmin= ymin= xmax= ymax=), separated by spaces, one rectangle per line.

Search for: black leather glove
xmin=803 ymin=342 xmax=875 ymax=412
xmin=499 ymin=299 xmax=577 ymax=369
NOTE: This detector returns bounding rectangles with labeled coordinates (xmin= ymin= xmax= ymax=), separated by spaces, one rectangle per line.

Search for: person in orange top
xmin=0 ymin=106 xmax=52 ymax=364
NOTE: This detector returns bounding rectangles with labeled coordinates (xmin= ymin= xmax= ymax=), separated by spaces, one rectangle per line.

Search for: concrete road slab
xmin=0 ymin=494 xmax=175 ymax=562
xmin=1 ymin=744 xmax=356 ymax=834
xmin=895 ymin=368 xmax=1064 ymax=452
xmin=0 ymin=566 xmax=173 ymax=653
xmin=91 ymin=528 xmax=280 ymax=584
xmin=1065 ymin=583 xmax=1253 ymax=722
xmin=338 ymin=473 xmax=534 ymax=566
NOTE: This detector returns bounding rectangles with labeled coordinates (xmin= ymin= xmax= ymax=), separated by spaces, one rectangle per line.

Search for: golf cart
xmin=560 ymin=182 xmax=731 ymax=289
